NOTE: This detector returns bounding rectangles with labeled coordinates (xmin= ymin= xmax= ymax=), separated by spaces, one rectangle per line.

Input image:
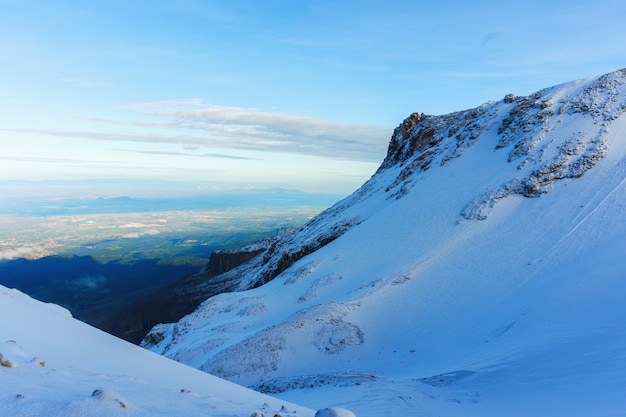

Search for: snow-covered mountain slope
xmin=0 ymin=285 xmax=317 ymax=417
xmin=144 ymin=68 xmax=626 ymax=417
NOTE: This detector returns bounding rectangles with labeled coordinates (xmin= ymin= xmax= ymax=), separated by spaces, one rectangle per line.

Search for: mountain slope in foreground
xmin=0 ymin=286 xmax=319 ymax=416
xmin=144 ymin=69 xmax=626 ymax=416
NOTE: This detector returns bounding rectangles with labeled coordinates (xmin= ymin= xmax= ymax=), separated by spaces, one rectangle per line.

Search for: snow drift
xmin=144 ymin=69 xmax=626 ymax=416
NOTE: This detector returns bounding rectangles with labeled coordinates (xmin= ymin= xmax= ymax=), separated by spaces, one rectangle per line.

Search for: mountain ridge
xmin=143 ymin=68 xmax=626 ymax=416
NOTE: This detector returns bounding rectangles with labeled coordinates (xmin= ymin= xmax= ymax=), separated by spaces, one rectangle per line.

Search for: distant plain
xmin=0 ymin=193 xmax=334 ymax=339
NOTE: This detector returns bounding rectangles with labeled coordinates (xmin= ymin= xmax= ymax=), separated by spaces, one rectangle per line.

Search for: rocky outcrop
xmin=378 ymin=69 xmax=626 ymax=218
xmin=378 ymin=103 xmax=499 ymax=199
xmin=207 ymin=249 xmax=265 ymax=276
xmin=251 ymin=218 xmax=360 ymax=288
xmin=461 ymin=70 xmax=626 ymax=220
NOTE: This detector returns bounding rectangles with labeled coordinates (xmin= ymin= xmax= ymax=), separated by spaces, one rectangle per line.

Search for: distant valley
xmin=0 ymin=194 xmax=333 ymax=343
xmin=0 ymin=254 xmax=200 ymax=332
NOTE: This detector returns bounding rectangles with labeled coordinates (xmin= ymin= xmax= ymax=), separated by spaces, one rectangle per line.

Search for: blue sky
xmin=1 ymin=0 xmax=625 ymax=199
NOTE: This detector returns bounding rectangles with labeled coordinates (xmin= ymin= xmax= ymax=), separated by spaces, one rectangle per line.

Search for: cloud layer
xmin=0 ymin=246 xmax=47 ymax=261
xmin=8 ymin=101 xmax=392 ymax=163
xmin=137 ymin=101 xmax=393 ymax=162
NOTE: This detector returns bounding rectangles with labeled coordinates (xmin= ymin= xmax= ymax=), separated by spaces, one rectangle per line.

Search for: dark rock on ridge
xmin=207 ymin=249 xmax=265 ymax=276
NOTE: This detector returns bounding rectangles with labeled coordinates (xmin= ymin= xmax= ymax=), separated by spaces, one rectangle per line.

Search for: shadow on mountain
xmin=99 ymin=248 xmax=264 ymax=344
xmin=0 ymin=255 xmax=200 ymax=340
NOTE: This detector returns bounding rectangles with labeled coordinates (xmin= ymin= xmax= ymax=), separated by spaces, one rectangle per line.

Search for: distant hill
xmin=0 ymin=188 xmax=342 ymax=216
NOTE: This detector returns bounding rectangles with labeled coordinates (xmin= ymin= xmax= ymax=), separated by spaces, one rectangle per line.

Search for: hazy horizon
xmin=3 ymin=1 xmax=625 ymax=200
xmin=0 ymin=178 xmax=348 ymax=206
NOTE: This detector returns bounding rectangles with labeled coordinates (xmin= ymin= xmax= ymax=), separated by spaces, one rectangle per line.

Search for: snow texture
xmin=144 ymin=68 xmax=626 ymax=417
xmin=0 ymin=286 xmax=316 ymax=417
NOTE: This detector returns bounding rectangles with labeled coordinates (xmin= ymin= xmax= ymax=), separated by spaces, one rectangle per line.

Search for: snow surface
xmin=2 ymin=69 xmax=625 ymax=417
xmin=0 ymin=286 xmax=315 ymax=416
xmin=144 ymin=69 xmax=626 ymax=416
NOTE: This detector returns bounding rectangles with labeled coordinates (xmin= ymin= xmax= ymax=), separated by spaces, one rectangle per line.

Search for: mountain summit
xmin=144 ymin=69 xmax=626 ymax=416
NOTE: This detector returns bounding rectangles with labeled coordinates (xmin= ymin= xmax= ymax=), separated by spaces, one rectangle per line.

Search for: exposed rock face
xmin=207 ymin=249 xmax=265 ymax=276
xmin=251 ymin=218 xmax=360 ymax=288
xmin=378 ymin=103 xmax=499 ymax=199
xmin=381 ymin=111 xmax=423 ymax=166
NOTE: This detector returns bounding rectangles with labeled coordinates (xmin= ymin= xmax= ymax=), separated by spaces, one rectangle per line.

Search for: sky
xmin=1 ymin=0 xmax=625 ymax=199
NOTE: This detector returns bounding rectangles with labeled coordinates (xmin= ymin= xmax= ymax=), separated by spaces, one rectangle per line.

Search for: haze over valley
xmin=0 ymin=190 xmax=334 ymax=342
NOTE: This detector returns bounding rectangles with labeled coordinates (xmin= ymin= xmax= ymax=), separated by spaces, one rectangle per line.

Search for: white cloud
xmin=68 ymin=275 xmax=107 ymax=289
xmin=11 ymin=101 xmax=392 ymax=163
xmin=130 ymin=101 xmax=392 ymax=162
xmin=0 ymin=246 xmax=46 ymax=261
xmin=132 ymin=149 xmax=261 ymax=160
